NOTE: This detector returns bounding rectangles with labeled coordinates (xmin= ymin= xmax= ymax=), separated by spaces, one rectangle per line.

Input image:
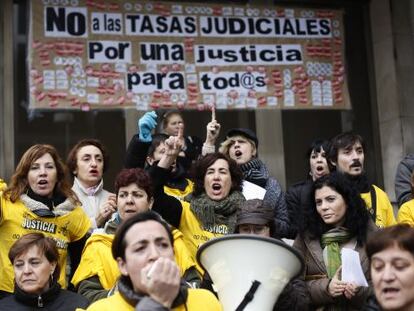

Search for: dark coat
xmin=293 ymin=224 xmax=376 ymax=311
xmin=395 ymin=153 xmax=414 ymax=207
xmin=286 ymin=179 xmax=314 ymax=237
xmin=0 ymin=283 xmax=89 ymax=311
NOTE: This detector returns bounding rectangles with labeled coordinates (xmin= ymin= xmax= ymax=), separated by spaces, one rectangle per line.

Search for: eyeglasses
xmin=238 ymin=224 xmax=269 ymax=235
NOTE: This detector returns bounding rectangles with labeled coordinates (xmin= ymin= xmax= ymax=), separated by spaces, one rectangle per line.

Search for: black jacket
xmin=0 ymin=282 xmax=89 ymax=311
xmin=286 ymin=179 xmax=314 ymax=237
xmin=124 ymin=134 xmax=202 ymax=176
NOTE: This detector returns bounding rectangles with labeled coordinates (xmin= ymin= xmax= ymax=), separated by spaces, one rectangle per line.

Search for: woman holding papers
xmin=293 ymin=172 xmax=376 ymax=310
xmin=202 ymin=107 xmax=292 ymax=238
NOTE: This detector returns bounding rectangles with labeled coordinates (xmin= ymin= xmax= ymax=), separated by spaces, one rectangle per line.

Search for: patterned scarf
xmin=239 ymin=158 xmax=269 ymax=188
xmin=321 ymin=227 xmax=352 ymax=278
xmin=20 ymin=193 xmax=75 ymax=217
xmin=186 ymin=191 xmax=245 ymax=234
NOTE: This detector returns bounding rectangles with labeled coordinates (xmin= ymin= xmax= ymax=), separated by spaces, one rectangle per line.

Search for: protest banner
xmin=29 ymin=1 xmax=350 ymax=110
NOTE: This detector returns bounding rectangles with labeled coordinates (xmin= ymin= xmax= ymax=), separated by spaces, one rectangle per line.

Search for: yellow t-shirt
xmin=0 ymin=179 xmax=6 ymax=191
xmin=0 ymin=195 xmax=91 ymax=293
xmin=178 ymin=201 xmax=229 ymax=271
xmin=398 ymin=199 xmax=414 ymax=226
xmin=164 ymin=179 xmax=194 ymax=200
xmin=360 ymin=185 xmax=396 ymax=228
xmin=81 ymin=289 xmax=222 ymax=311
xmin=71 ymin=229 xmax=197 ymax=289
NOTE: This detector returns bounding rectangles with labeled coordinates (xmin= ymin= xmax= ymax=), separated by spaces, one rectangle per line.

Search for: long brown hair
xmin=4 ymin=144 xmax=79 ymax=204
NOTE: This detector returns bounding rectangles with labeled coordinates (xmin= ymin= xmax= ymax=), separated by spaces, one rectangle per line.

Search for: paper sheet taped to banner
xmin=28 ymin=1 xmax=350 ymax=111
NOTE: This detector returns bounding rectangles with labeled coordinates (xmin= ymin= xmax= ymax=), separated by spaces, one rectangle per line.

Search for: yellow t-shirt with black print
xmin=178 ymin=201 xmax=229 ymax=271
xmin=164 ymin=179 xmax=194 ymax=201
xmin=71 ymin=229 xmax=197 ymax=289
xmin=0 ymin=195 xmax=91 ymax=293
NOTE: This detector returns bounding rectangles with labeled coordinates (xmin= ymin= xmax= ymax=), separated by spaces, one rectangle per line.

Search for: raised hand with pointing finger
xmin=203 ymin=106 xmax=221 ymax=155
xmin=158 ymin=125 xmax=184 ymax=170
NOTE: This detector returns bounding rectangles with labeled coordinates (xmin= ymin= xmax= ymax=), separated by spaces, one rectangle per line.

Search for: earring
xmin=50 ymin=271 xmax=54 ymax=284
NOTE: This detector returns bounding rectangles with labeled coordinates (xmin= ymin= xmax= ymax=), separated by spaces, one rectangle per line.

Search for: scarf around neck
xmin=321 ymin=227 xmax=352 ymax=278
xmin=104 ymin=212 xmax=121 ymax=235
xmin=21 ymin=191 xmax=75 ymax=217
xmin=344 ymin=173 xmax=370 ymax=193
xmin=74 ymin=176 xmax=104 ymax=196
xmin=186 ymin=191 xmax=245 ymax=233
xmin=118 ymin=275 xmax=188 ymax=308
xmin=239 ymin=158 xmax=269 ymax=188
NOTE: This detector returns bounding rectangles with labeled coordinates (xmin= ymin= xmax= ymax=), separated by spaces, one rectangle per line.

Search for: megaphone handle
xmin=235 ymin=280 xmax=261 ymax=311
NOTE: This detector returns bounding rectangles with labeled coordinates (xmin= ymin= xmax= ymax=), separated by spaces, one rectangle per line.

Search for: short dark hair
xmin=112 ymin=211 xmax=174 ymax=261
xmin=302 ymin=172 xmax=370 ymax=245
xmin=9 ymin=233 xmax=60 ymax=281
xmin=328 ymin=132 xmax=365 ymax=169
xmin=306 ymin=139 xmax=331 ymax=160
xmin=306 ymin=139 xmax=331 ymax=175
xmin=114 ymin=168 xmax=153 ymax=199
xmin=191 ymin=153 xmax=243 ymax=197
xmin=147 ymin=133 xmax=169 ymax=159
xmin=66 ymin=138 xmax=109 ymax=175
xmin=366 ymin=224 xmax=414 ymax=259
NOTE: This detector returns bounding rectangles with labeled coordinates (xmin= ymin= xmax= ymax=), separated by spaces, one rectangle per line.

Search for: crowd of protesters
xmin=0 ymin=109 xmax=413 ymax=311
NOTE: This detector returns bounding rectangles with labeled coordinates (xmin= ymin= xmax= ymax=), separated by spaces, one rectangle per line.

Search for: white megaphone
xmin=197 ymin=234 xmax=304 ymax=311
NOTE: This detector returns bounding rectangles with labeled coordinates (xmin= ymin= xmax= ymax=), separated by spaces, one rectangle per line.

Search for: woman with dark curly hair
xmin=293 ymin=172 xmax=376 ymax=310
xmin=149 ymin=132 xmax=245 ymax=264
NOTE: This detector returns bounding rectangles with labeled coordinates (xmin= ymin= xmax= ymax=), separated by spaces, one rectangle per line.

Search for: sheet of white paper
xmin=242 ymin=180 xmax=266 ymax=200
xmin=341 ymin=248 xmax=368 ymax=287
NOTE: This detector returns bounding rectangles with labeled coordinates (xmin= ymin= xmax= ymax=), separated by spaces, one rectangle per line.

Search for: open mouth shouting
xmin=212 ymin=183 xmax=222 ymax=195
xmin=89 ymin=168 xmax=99 ymax=176
xmin=314 ymin=165 xmax=327 ymax=176
xmin=234 ymin=150 xmax=243 ymax=158
xmin=37 ymin=179 xmax=48 ymax=188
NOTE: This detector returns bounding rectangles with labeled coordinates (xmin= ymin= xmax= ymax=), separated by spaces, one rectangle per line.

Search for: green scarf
xmin=321 ymin=227 xmax=352 ymax=279
xmin=186 ymin=191 xmax=245 ymax=234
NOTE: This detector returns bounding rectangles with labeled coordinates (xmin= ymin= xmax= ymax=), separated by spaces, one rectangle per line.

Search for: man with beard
xmin=328 ymin=132 xmax=396 ymax=228
xmin=124 ymin=112 xmax=193 ymax=200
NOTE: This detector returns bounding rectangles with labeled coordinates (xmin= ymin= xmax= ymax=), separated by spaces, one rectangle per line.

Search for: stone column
xmin=0 ymin=0 xmax=15 ymax=180
xmin=370 ymin=0 xmax=405 ymax=201
xmin=255 ymin=110 xmax=286 ymax=190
